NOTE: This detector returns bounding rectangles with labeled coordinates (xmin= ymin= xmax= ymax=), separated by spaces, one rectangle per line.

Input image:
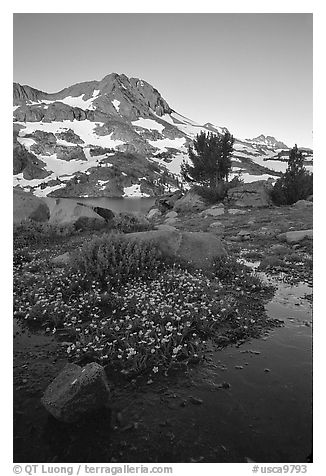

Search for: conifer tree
xmin=181 ymin=131 xmax=234 ymax=188
xmin=271 ymin=144 xmax=313 ymax=205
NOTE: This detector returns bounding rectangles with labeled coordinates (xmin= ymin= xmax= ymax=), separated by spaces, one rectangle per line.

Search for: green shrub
xmin=13 ymin=220 xmax=76 ymax=248
xmin=227 ymin=173 xmax=244 ymax=190
xmin=192 ymin=184 xmax=227 ymax=204
xmin=271 ymin=171 xmax=313 ymax=205
xmin=212 ymin=256 xmax=270 ymax=293
xmin=192 ymin=173 xmax=244 ymax=205
xmin=74 ymin=216 xmax=107 ymax=232
xmin=113 ymin=213 xmax=153 ymax=233
xmin=70 ymin=233 xmax=168 ymax=287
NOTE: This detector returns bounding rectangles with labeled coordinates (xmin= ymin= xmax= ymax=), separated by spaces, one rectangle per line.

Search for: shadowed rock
xmin=228 ymin=180 xmax=273 ymax=208
xmin=41 ymin=363 xmax=110 ymax=423
xmin=173 ymin=191 xmax=206 ymax=213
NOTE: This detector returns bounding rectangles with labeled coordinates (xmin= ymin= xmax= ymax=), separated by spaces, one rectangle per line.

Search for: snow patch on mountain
xmin=167 ymin=113 xmax=209 ymax=138
xmin=132 ymin=118 xmax=165 ymax=133
xmin=34 ymin=183 xmax=67 ymax=197
xmin=17 ymin=120 xmax=124 ymax=149
xmin=229 ymin=172 xmax=277 ymax=183
xmin=149 ymin=137 xmax=186 ymax=152
xmin=123 ymin=184 xmax=150 ymax=198
xmin=250 ymin=157 xmax=288 ymax=173
xmin=112 ymin=99 xmax=120 ymax=112
xmin=13 ymin=172 xmax=67 ymax=196
xmin=39 ymin=152 xmax=102 ymax=176
xmin=150 ymin=152 xmax=189 ymax=176
xmin=16 ymin=137 xmax=37 ymax=150
xmin=58 ymin=94 xmax=97 ymax=110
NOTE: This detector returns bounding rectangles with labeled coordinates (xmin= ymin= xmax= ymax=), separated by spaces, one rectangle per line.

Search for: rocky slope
xmin=13 ymin=73 xmax=313 ymax=198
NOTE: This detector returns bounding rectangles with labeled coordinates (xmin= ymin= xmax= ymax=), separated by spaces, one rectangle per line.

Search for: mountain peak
xmin=246 ymin=134 xmax=288 ymax=149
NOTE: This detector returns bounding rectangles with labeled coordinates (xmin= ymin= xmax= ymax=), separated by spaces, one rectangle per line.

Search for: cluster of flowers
xmin=64 ymin=268 xmax=232 ymax=375
xmin=13 ymin=263 xmax=101 ymax=327
xmin=14 ymin=251 xmax=274 ymax=378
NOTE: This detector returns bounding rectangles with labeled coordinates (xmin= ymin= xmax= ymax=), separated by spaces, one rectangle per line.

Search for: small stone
xmin=51 ymin=252 xmax=70 ymax=266
xmin=264 ymin=368 xmax=271 ymax=373
xmin=201 ymin=207 xmax=224 ymax=217
xmin=228 ymin=208 xmax=247 ymax=215
xmin=147 ymin=208 xmax=161 ymax=220
xmin=235 ymin=365 xmax=244 ymax=370
xmin=164 ymin=217 xmax=178 ymax=225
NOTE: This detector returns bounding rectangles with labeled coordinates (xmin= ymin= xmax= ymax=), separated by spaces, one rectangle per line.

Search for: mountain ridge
xmin=13 ymin=72 xmax=312 ymax=198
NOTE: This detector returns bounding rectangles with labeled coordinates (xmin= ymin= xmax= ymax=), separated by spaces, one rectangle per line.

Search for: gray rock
xmin=292 ymin=200 xmax=313 ymax=208
xmin=48 ymin=199 xmax=106 ymax=225
xmin=156 ymin=190 xmax=183 ymax=212
xmin=13 ymin=189 xmax=50 ymax=224
xmin=228 ymin=208 xmax=247 ymax=215
xmin=238 ymin=230 xmax=251 ymax=241
xmin=278 ymin=229 xmax=313 ymax=244
xmin=201 ymin=207 xmax=225 ymax=217
xmin=41 ymin=363 xmax=110 ymax=423
xmin=164 ymin=217 xmax=178 ymax=225
xmin=147 ymin=208 xmax=162 ymax=220
xmin=165 ymin=210 xmax=178 ymax=219
xmin=125 ymin=229 xmax=227 ymax=269
xmin=155 ymin=224 xmax=178 ymax=232
xmin=76 ymin=203 xmax=115 ymax=222
xmin=228 ymin=180 xmax=273 ymax=208
xmin=208 ymin=221 xmax=225 ymax=236
xmin=173 ymin=191 xmax=206 ymax=213
xmin=51 ymin=252 xmax=71 ymax=266
xmin=270 ymin=244 xmax=288 ymax=254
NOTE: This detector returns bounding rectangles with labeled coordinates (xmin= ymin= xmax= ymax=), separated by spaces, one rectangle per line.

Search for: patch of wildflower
xmin=65 ymin=268 xmax=238 ymax=375
xmin=14 ymin=235 xmax=281 ymax=378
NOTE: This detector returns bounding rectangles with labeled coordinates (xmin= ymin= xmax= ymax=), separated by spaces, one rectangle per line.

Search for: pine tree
xmin=271 ymin=144 xmax=313 ymax=205
xmin=181 ymin=130 xmax=234 ymax=188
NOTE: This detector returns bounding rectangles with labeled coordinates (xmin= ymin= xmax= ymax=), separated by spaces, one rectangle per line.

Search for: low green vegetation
xmin=13 ymin=214 xmax=153 ymax=250
xmin=14 ymin=233 xmax=280 ymax=378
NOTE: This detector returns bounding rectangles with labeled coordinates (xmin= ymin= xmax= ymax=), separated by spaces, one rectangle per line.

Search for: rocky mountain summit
xmin=245 ymin=134 xmax=288 ymax=149
xmin=13 ymin=73 xmax=312 ymax=198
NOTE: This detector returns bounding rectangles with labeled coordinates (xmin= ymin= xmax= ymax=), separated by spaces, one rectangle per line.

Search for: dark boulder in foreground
xmin=126 ymin=229 xmax=227 ymax=269
xmin=41 ymin=362 xmax=110 ymax=423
